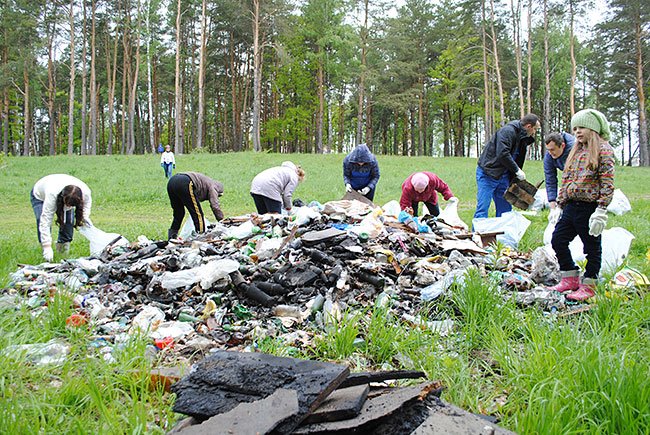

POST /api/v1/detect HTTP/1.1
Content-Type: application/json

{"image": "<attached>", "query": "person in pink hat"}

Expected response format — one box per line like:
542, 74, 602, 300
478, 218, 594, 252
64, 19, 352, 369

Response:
399, 172, 458, 217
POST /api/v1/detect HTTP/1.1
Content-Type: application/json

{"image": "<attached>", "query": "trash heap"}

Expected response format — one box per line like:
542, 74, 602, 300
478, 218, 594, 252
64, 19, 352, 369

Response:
4, 199, 571, 362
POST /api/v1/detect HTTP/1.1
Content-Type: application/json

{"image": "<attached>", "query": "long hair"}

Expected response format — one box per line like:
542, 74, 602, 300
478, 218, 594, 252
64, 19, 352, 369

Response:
55, 185, 85, 228
296, 166, 306, 182
565, 129, 602, 171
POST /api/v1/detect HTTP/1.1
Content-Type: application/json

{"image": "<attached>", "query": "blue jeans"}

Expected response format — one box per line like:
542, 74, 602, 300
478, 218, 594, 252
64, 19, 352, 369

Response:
30, 189, 74, 244
163, 163, 174, 179
473, 166, 512, 219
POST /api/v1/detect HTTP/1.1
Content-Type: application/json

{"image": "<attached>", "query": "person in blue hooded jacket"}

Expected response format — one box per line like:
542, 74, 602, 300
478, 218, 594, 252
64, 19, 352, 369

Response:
543, 132, 575, 223
343, 143, 380, 201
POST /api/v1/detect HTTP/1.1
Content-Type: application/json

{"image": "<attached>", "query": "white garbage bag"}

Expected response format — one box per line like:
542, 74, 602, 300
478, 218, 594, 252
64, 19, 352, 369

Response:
438, 201, 468, 230
79, 224, 129, 256
472, 211, 531, 248
606, 189, 632, 216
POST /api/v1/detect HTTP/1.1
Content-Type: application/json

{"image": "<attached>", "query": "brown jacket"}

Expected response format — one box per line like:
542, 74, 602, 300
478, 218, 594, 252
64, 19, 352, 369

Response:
186, 172, 224, 220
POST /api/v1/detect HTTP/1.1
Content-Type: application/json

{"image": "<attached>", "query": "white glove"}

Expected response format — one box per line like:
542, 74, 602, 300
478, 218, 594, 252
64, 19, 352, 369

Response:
345, 183, 353, 193
588, 207, 608, 237
515, 169, 526, 181
359, 186, 370, 195
548, 207, 562, 225
43, 246, 54, 262
448, 196, 459, 204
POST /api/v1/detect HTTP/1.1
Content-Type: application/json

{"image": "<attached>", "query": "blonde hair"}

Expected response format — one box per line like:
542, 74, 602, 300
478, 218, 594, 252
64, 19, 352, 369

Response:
565, 128, 602, 171
296, 166, 306, 182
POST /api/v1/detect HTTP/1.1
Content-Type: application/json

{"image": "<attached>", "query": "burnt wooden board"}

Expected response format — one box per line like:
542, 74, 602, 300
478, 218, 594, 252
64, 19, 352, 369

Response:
300, 228, 347, 244
338, 370, 427, 388
303, 385, 369, 424
178, 388, 299, 435
293, 382, 440, 434
342, 190, 376, 207
171, 350, 349, 434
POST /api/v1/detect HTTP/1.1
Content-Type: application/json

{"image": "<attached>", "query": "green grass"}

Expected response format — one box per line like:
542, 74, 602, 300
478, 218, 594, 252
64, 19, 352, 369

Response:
1, 152, 649, 433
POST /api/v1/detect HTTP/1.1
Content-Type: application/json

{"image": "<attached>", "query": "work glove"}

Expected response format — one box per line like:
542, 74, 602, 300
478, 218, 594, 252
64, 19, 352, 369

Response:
43, 246, 54, 262
359, 186, 370, 195
515, 169, 526, 181
588, 207, 608, 237
448, 196, 459, 204
548, 207, 562, 225
345, 183, 353, 193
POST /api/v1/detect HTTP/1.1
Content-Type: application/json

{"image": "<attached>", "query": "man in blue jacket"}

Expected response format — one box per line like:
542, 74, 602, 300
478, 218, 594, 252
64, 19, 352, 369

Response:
343, 143, 380, 201
544, 131, 575, 223
474, 113, 540, 219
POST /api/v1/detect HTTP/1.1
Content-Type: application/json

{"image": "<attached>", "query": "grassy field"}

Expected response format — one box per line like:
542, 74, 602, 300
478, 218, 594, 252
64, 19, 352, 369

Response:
1, 153, 649, 433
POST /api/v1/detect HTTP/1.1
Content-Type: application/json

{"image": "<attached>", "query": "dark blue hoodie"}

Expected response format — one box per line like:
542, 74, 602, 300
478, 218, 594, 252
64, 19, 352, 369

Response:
343, 144, 380, 190
543, 132, 575, 202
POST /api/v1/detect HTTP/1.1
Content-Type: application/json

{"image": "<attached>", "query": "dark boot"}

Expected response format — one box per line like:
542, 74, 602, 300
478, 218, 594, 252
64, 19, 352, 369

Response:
548, 270, 580, 293
168, 228, 179, 240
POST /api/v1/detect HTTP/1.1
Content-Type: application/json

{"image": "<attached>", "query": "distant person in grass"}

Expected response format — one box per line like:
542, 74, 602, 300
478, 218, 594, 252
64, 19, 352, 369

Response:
30, 174, 92, 261
473, 113, 540, 219
399, 171, 458, 217
166, 172, 224, 240
343, 143, 380, 201
250, 161, 305, 215
548, 109, 615, 301
544, 131, 575, 223
160, 145, 176, 179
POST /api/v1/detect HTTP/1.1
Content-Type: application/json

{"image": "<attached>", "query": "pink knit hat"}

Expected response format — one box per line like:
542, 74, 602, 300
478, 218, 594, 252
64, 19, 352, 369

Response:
411, 172, 429, 191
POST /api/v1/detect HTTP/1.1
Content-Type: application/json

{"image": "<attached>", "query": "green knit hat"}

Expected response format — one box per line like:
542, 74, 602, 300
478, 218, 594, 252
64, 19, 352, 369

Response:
571, 109, 611, 141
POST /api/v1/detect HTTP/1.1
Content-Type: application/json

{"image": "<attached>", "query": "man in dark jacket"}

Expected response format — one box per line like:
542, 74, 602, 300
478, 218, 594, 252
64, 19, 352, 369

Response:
343, 143, 380, 201
473, 113, 540, 219
543, 132, 575, 223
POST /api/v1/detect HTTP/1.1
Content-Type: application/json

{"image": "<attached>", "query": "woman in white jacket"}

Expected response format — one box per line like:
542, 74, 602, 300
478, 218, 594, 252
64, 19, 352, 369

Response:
30, 174, 92, 261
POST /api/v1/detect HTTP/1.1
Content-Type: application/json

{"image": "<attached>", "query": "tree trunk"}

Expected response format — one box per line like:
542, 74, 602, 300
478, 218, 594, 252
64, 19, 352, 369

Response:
481, 0, 491, 141
418, 78, 424, 156
146, 0, 155, 152
489, 0, 506, 125
526, 0, 533, 113
47, 2, 58, 156
80, 0, 88, 155
569, 0, 576, 116
634, 19, 648, 165
89, 0, 98, 155
251, 0, 261, 152
67, 0, 76, 155
174, 0, 184, 153
510, 0, 525, 117
127, 0, 141, 155
105, 7, 119, 156
543, 0, 551, 136
356, 0, 368, 145
316, 56, 324, 154
23, 63, 30, 156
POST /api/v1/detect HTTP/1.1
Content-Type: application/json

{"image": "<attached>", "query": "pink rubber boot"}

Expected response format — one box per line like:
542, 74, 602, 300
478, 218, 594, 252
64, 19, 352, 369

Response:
566, 278, 596, 301
548, 270, 580, 293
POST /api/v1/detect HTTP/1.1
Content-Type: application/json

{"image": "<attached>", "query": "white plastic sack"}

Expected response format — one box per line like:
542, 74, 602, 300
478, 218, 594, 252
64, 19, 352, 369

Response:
530, 189, 549, 212
79, 224, 128, 256
437, 202, 468, 231
381, 200, 402, 218
179, 217, 212, 239
159, 258, 239, 290
289, 206, 321, 227
606, 189, 632, 216
472, 211, 531, 248
226, 220, 255, 239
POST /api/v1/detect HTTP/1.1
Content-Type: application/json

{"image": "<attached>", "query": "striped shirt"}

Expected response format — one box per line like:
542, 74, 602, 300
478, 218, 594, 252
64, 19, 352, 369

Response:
557, 141, 615, 209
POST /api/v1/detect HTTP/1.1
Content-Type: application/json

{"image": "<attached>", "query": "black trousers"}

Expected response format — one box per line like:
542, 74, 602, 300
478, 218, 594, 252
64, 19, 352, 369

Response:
551, 201, 602, 279
412, 201, 440, 217
251, 193, 282, 214
167, 174, 205, 233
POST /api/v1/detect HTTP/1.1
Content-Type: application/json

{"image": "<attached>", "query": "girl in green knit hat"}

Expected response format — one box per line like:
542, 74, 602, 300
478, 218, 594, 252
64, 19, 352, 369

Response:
547, 109, 615, 301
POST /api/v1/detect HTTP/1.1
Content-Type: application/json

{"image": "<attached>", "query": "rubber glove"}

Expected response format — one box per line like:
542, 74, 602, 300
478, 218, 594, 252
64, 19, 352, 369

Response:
515, 169, 526, 181
548, 207, 562, 225
448, 196, 459, 204
43, 246, 54, 262
345, 183, 353, 193
588, 207, 608, 237
359, 186, 370, 195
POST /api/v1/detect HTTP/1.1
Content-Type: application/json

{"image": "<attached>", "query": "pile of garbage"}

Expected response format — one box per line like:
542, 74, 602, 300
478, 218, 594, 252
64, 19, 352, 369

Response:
2, 198, 582, 365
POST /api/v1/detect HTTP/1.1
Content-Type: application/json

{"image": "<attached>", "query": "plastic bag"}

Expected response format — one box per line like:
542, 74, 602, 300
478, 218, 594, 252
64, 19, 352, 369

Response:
472, 211, 531, 248
381, 200, 402, 218
606, 189, 632, 216
179, 217, 213, 239
437, 201, 468, 230
78, 224, 128, 256
529, 189, 549, 212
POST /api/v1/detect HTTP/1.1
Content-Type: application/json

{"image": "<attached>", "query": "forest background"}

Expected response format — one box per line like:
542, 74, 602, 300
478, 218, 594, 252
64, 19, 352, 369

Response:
0, 0, 648, 165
